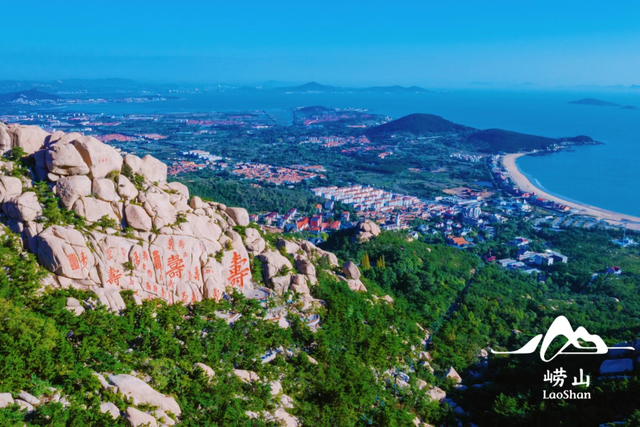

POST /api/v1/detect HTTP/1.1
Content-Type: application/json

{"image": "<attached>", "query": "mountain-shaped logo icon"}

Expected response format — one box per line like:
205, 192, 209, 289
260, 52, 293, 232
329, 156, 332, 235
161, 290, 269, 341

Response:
492, 316, 634, 362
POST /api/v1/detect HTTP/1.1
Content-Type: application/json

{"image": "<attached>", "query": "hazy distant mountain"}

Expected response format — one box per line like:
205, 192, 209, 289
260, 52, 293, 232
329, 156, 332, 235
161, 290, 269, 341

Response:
569, 98, 621, 107
270, 81, 430, 94
0, 89, 64, 103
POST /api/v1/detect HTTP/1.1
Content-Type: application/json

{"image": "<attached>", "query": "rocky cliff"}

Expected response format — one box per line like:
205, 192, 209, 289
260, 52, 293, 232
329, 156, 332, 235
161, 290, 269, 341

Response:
0, 123, 365, 312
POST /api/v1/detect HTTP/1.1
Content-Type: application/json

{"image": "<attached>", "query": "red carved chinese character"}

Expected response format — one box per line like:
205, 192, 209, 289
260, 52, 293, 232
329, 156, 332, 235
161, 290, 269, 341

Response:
106, 248, 113, 261
228, 252, 250, 288
142, 251, 149, 261
194, 266, 200, 281
167, 239, 174, 251
80, 251, 88, 269
146, 282, 152, 290
178, 240, 185, 249
67, 253, 80, 271
166, 255, 185, 279
152, 250, 162, 270
181, 291, 188, 302
107, 267, 122, 285
147, 270, 153, 279
133, 252, 141, 268
212, 288, 221, 301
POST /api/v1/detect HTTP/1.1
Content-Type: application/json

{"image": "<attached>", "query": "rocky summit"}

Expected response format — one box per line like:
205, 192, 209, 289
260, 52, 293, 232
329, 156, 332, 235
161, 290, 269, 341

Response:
0, 123, 362, 311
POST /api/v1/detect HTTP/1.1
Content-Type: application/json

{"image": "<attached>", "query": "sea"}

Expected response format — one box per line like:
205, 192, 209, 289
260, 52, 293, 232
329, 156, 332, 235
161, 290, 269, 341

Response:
48, 88, 640, 218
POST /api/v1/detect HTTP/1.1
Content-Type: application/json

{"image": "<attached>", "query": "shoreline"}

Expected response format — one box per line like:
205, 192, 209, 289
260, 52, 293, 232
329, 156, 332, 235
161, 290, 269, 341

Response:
502, 153, 640, 231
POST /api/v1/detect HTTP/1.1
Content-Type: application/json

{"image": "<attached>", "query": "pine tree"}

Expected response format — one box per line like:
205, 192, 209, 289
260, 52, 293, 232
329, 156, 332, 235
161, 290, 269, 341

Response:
376, 254, 386, 269
361, 253, 371, 270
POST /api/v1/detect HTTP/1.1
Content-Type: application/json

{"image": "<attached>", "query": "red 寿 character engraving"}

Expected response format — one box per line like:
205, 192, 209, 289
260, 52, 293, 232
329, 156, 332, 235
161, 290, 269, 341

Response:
228, 252, 250, 288
166, 255, 185, 278
107, 267, 122, 285
67, 253, 80, 271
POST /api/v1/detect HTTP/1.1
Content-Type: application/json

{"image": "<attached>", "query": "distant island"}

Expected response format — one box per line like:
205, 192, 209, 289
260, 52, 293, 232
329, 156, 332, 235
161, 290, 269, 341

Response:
365, 112, 599, 154
270, 81, 430, 94
569, 98, 621, 107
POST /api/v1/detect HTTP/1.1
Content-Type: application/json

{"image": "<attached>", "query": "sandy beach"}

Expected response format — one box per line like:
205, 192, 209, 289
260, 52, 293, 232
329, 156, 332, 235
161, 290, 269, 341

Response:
502, 153, 640, 231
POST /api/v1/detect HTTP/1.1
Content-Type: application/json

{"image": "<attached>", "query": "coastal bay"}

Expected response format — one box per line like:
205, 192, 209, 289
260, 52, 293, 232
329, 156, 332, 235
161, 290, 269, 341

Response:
503, 153, 640, 230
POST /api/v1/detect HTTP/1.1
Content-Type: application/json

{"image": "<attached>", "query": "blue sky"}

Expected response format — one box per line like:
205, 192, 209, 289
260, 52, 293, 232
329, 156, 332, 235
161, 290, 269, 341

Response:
2, 1, 639, 87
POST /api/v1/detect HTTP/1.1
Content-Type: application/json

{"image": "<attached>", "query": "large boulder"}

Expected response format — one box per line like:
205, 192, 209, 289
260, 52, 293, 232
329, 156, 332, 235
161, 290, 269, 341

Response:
168, 181, 189, 199
124, 154, 167, 183
73, 196, 119, 223
92, 178, 118, 202
426, 386, 447, 402
108, 374, 181, 416
139, 192, 177, 228
125, 204, 153, 231
357, 220, 381, 242
0, 176, 23, 203
45, 142, 90, 175
55, 175, 92, 209
100, 402, 120, 419
342, 261, 361, 280
0, 393, 14, 409
244, 227, 266, 253
225, 207, 250, 226
72, 136, 123, 179
8, 125, 49, 154
259, 250, 293, 280
36, 226, 95, 279
125, 407, 157, 427
116, 175, 138, 200
0, 124, 11, 155
445, 367, 462, 384
3, 192, 42, 222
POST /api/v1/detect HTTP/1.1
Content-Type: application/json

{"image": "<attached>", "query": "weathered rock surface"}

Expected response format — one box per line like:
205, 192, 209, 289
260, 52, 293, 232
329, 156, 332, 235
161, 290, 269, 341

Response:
56, 175, 92, 209
8, 125, 50, 154
225, 206, 250, 226
0, 176, 22, 203
124, 154, 167, 183
125, 407, 157, 427
108, 374, 181, 416
342, 261, 361, 280
73, 136, 123, 179
3, 192, 42, 222
125, 204, 153, 231
100, 402, 120, 419
357, 220, 381, 242
445, 366, 462, 384
0, 392, 14, 408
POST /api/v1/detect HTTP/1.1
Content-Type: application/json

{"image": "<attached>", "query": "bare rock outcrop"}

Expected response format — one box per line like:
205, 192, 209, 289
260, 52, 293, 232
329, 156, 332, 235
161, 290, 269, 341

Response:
108, 374, 181, 416
124, 154, 167, 183
356, 220, 381, 242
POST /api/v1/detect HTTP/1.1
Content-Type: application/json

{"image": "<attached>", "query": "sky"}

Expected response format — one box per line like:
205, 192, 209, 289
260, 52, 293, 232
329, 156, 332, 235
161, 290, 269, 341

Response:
1, 1, 640, 87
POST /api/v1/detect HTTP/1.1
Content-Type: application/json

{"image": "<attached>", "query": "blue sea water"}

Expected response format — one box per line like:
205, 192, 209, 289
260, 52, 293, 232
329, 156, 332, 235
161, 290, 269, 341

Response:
54, 89, 640, 217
